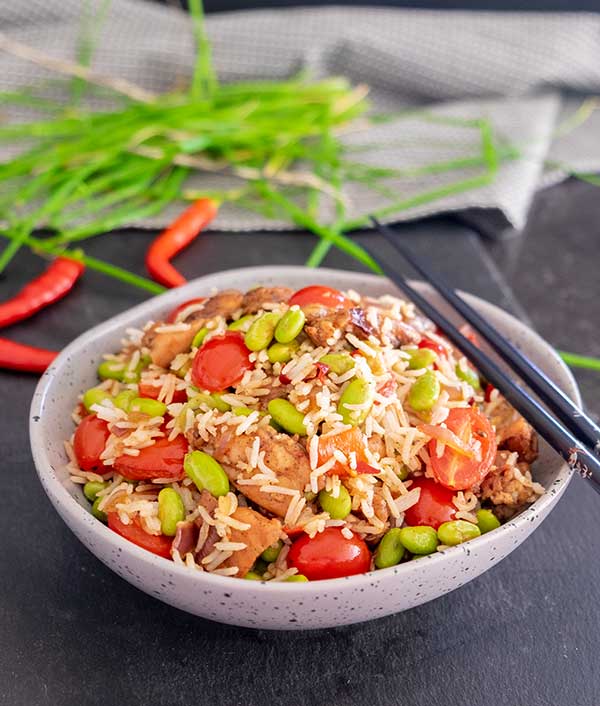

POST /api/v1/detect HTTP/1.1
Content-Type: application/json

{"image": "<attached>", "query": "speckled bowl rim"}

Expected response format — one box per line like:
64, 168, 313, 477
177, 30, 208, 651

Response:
30, 266, 581, 595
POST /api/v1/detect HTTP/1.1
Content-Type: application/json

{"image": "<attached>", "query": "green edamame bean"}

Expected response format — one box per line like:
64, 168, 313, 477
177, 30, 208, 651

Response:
83, 481, 109, 502
375, 528, 405, 569
244, 571, 263, 581
274, 307, 305, 343
91, 497, 107, 523
233, 406, 254, 417
174, 360, 191, 379
244, 312, 281, 351
158, 488, 185, 537
437, 520, 481, 546
192, 327, 210, 348
267, 399, 307, 436
267, 340, 299, 364
129, 397, 167, 417
455, 363, 481, 390
476, 509, 501, 534
228, 315, 254, 332
286, 574, 309, 582
187, 392, 231, 413
122, 354, 151, 384
210, 392, 231, 412
396, 465, 410, 481
319, 353, 354, 375
82, 387, 111, 413
408, 370, 440, 412
261, 540, 283, 563
318, 486, 352, 520
184, 450, 230, 497
399, 526, 439, 555
406, 348, 437, 370
112, 389, 138, 412
98, 360, 126, 381
337, 378, 374, 426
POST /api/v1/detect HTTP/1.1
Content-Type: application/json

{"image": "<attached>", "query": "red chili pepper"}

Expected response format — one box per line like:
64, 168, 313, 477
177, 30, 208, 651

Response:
0, 257, 84, 329
0, 338, 57, 373
146, 199, 218, 288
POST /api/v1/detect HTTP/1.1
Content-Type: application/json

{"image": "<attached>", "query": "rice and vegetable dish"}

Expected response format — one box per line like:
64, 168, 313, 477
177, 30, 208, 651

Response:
66, 284, 543, 581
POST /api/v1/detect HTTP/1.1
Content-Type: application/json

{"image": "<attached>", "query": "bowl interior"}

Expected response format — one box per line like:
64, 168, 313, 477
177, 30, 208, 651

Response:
31, 266, 580, 555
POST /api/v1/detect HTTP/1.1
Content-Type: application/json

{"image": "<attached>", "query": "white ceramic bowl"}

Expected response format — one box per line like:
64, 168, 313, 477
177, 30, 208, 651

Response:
30, 266, 580, 630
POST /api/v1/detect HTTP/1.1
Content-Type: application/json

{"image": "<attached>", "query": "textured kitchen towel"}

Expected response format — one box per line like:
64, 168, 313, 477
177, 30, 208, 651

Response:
2, 2, 600, 234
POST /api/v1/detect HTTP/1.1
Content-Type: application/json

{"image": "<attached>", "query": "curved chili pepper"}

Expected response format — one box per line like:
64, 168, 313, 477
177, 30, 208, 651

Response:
0, 257, 85, 328
146, 198, 218, 288
0, 337, 57, 373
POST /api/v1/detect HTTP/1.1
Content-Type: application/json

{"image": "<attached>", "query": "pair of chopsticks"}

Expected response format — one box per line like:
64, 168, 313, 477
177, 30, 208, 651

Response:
367, 217, 600, 493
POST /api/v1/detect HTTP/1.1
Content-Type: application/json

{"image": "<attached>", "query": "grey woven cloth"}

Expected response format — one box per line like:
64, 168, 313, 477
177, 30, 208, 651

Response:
2, 1, 600, 234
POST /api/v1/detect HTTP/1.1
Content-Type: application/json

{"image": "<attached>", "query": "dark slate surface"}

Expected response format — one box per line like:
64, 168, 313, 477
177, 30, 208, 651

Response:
1, 178, 599, 706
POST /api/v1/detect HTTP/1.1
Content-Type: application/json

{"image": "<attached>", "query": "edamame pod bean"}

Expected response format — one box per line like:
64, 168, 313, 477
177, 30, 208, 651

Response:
318, 486, 352, 519
187, 392, 230, 413
244, 312, 281, 351
158, 488, 185, 537
228, 315, 254, 332
275, 307, 305, 343
113, 389, 138, 412
83, 481, 109, 502
184, 450, 230, 497
210, 392, 231, 412
91, 497, 107, 522
319, 353, 354, 375
406, 348, 436, 370
267, 340, 299, 364
98, 360, 126, 381
399, 526, 439, 555
233, 406, 254, 417
244, 571, 263, 580
122, 354, 152, 384
337, 378, 374, 426
437, 520, 481, 546
192, 327, 210, 348
261, 540, 283, 563
396, 465, 410, 481
455, 363, 481, 390
476, 509, 501, 534
129, 397, 167, 417
375, 528, 405, 569
408, 370, 440, 412
82, 387, 111, 412
286, 574, 309, 582
267, 399, 307, 436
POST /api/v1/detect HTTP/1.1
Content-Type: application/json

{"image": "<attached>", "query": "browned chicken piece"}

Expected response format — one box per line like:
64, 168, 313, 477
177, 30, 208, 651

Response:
490, 397, 538, 463
372, 487, 390, 524
190, 425, 312, 518
241, 286, 294, 315
221, 507, 281, 576
143, 289, 243, 368
480, 450, 542, 508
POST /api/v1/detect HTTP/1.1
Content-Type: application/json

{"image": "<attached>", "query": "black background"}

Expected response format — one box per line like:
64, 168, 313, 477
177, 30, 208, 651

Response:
2, 2, 600, 705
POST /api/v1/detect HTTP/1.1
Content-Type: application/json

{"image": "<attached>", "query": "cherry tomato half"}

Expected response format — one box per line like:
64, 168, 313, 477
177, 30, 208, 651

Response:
73, 414, 110, 472
166, 297, 205, 323
317, 427, 368, 477
288, 527, 371, 580
403, 477, 456, 529
114, 434, 188, 481
428, 407, 497, 491
107, 512, 172, 559
418, 337, 448, 358
138, 381, 187, 404
191, 331, 253, 392
288, 285, 352, 310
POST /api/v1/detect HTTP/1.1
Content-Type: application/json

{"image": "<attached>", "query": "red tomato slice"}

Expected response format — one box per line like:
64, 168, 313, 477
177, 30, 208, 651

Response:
427, 407, 497, 490
166, 297, 205, 323
73, 414, 110, 472
107, 512, 172, 559
191, 331, 252, 392
138, 381, 187, 404
404, 477, 457, 529
114, 435, 188, 481
288, 285, 353, 310
288, 527, 371, 580
418, 337, 448, 358
317, 427, 368, 477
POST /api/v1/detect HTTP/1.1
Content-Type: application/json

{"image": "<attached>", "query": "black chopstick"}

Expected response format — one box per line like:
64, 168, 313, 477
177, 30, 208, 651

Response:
371, 216, 600, 457
358, 229, 600, 494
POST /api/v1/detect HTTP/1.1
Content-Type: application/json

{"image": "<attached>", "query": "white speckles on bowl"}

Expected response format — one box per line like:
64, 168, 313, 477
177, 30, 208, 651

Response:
30, 266, 580, 630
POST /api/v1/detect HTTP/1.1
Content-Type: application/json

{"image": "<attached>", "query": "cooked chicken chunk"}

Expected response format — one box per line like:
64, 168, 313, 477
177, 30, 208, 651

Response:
143, 290, 243, 368
480, 450, 542, 508
241, 286, 293, 315
221, 507, 282, 577
490, 397, 538, 463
